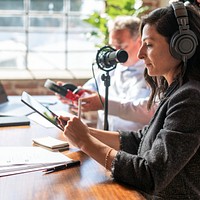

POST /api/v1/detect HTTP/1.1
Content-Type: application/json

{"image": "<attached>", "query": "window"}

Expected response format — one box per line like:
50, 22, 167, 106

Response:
0, 0, 104, 74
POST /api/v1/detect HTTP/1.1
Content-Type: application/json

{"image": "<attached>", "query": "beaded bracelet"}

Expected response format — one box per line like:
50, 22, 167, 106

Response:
105, 148, 113, 170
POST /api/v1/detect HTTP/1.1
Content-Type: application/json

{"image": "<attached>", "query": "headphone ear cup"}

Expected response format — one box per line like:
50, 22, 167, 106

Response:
170, 30, 198, 60
62, 83, 77, 92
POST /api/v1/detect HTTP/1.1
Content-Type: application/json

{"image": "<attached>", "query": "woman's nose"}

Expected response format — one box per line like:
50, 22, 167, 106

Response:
137, 45, 145, 59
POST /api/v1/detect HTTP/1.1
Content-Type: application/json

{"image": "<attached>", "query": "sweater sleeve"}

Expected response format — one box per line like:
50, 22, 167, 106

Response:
119, 126, 148, 154
111, 83, 200, 194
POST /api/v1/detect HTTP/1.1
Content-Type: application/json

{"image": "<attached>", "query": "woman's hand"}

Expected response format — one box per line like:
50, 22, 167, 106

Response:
59, 115, 91, 150
59, 116, 119, 170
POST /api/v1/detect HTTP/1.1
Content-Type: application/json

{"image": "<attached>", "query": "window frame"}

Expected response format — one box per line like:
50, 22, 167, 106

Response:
0, 0, 103, 80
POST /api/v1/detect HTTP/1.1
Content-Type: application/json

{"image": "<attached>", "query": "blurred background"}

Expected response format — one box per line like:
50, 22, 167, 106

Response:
0, 0, 168, 95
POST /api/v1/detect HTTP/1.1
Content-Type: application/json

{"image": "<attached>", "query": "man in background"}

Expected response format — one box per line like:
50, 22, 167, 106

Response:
57, 16, 156, 131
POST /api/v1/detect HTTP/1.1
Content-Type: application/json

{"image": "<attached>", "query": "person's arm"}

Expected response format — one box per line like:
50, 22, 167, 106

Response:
88, 127, 120, 150
112, 84, 200, 193
62, 84, 200, 194
81, 93, 157, 124
107, 98, 157, 124
60, 115, 119, 169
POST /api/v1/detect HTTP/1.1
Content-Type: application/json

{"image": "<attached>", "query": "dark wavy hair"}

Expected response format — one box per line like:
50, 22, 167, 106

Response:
140, 3, 200, 109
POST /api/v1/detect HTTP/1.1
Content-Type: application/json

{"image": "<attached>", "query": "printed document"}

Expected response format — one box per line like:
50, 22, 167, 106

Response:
0, 146, 72, 176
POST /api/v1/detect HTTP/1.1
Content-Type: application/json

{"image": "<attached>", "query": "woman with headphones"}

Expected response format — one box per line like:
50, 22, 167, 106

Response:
59, 2, 200, 199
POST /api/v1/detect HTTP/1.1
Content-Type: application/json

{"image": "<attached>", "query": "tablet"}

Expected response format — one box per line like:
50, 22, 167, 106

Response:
21, 91, 66, 131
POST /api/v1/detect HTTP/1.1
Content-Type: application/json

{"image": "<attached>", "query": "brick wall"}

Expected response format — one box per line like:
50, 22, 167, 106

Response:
1, 79, 88, 96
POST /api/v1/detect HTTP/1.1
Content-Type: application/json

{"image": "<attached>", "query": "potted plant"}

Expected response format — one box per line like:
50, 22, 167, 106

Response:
83, 0, 150, 47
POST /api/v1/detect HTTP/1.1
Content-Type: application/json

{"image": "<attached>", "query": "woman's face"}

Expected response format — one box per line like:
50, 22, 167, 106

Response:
138, 24, 181, 85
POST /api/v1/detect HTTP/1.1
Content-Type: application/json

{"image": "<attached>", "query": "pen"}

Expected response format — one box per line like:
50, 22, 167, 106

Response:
78, 98, 82, 119
44, 160, 80, 174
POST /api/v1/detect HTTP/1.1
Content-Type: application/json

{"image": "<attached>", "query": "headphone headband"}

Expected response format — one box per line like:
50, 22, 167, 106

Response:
170, 1, 198, 63
171, 2, 189, 31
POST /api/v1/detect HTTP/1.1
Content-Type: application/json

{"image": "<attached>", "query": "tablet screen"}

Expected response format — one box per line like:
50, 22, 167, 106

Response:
21, 91, 65, 131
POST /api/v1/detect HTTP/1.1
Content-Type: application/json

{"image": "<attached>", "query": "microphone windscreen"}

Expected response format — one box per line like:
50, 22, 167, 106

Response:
116, 50, 128, 63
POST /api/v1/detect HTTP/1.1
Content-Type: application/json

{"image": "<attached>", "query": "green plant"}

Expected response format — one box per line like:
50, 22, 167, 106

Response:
84, 0, 149, 47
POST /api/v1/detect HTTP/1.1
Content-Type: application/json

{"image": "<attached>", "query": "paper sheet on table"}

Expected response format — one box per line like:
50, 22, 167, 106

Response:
0, 146, 72, 176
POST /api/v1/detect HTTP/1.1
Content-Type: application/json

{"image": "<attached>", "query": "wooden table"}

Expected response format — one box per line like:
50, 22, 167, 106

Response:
0, 120, 146, 200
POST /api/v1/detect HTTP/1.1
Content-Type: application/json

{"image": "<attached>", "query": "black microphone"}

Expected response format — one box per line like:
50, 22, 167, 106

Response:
96, 46, 128, 71
99, 49, 128, 65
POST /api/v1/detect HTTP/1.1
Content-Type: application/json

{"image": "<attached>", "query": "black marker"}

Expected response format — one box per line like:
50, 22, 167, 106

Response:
44, 160, 80, 174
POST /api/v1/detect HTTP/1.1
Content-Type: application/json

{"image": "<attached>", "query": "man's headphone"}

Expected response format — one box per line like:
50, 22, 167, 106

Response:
170, 1, 198, 63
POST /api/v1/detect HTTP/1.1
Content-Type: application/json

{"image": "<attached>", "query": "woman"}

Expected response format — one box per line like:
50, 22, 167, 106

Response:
59, 2, 200, 199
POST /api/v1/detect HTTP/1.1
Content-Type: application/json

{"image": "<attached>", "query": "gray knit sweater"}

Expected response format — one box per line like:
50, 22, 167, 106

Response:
112, 79, 200, 199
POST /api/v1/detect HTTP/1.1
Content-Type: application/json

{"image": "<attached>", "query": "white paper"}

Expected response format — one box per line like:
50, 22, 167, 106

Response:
0, 146, 72, 176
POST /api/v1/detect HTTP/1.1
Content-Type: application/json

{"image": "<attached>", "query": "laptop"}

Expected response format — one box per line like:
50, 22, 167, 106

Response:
0, 81, 33, 116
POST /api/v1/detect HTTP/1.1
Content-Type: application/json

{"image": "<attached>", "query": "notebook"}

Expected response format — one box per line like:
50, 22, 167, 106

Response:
32, 136, 69, 151
0, 82, 33, 116
0, 116, 30, 127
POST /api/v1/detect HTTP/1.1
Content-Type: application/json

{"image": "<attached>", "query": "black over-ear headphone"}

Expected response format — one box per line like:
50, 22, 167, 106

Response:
170, 1, 198, 63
